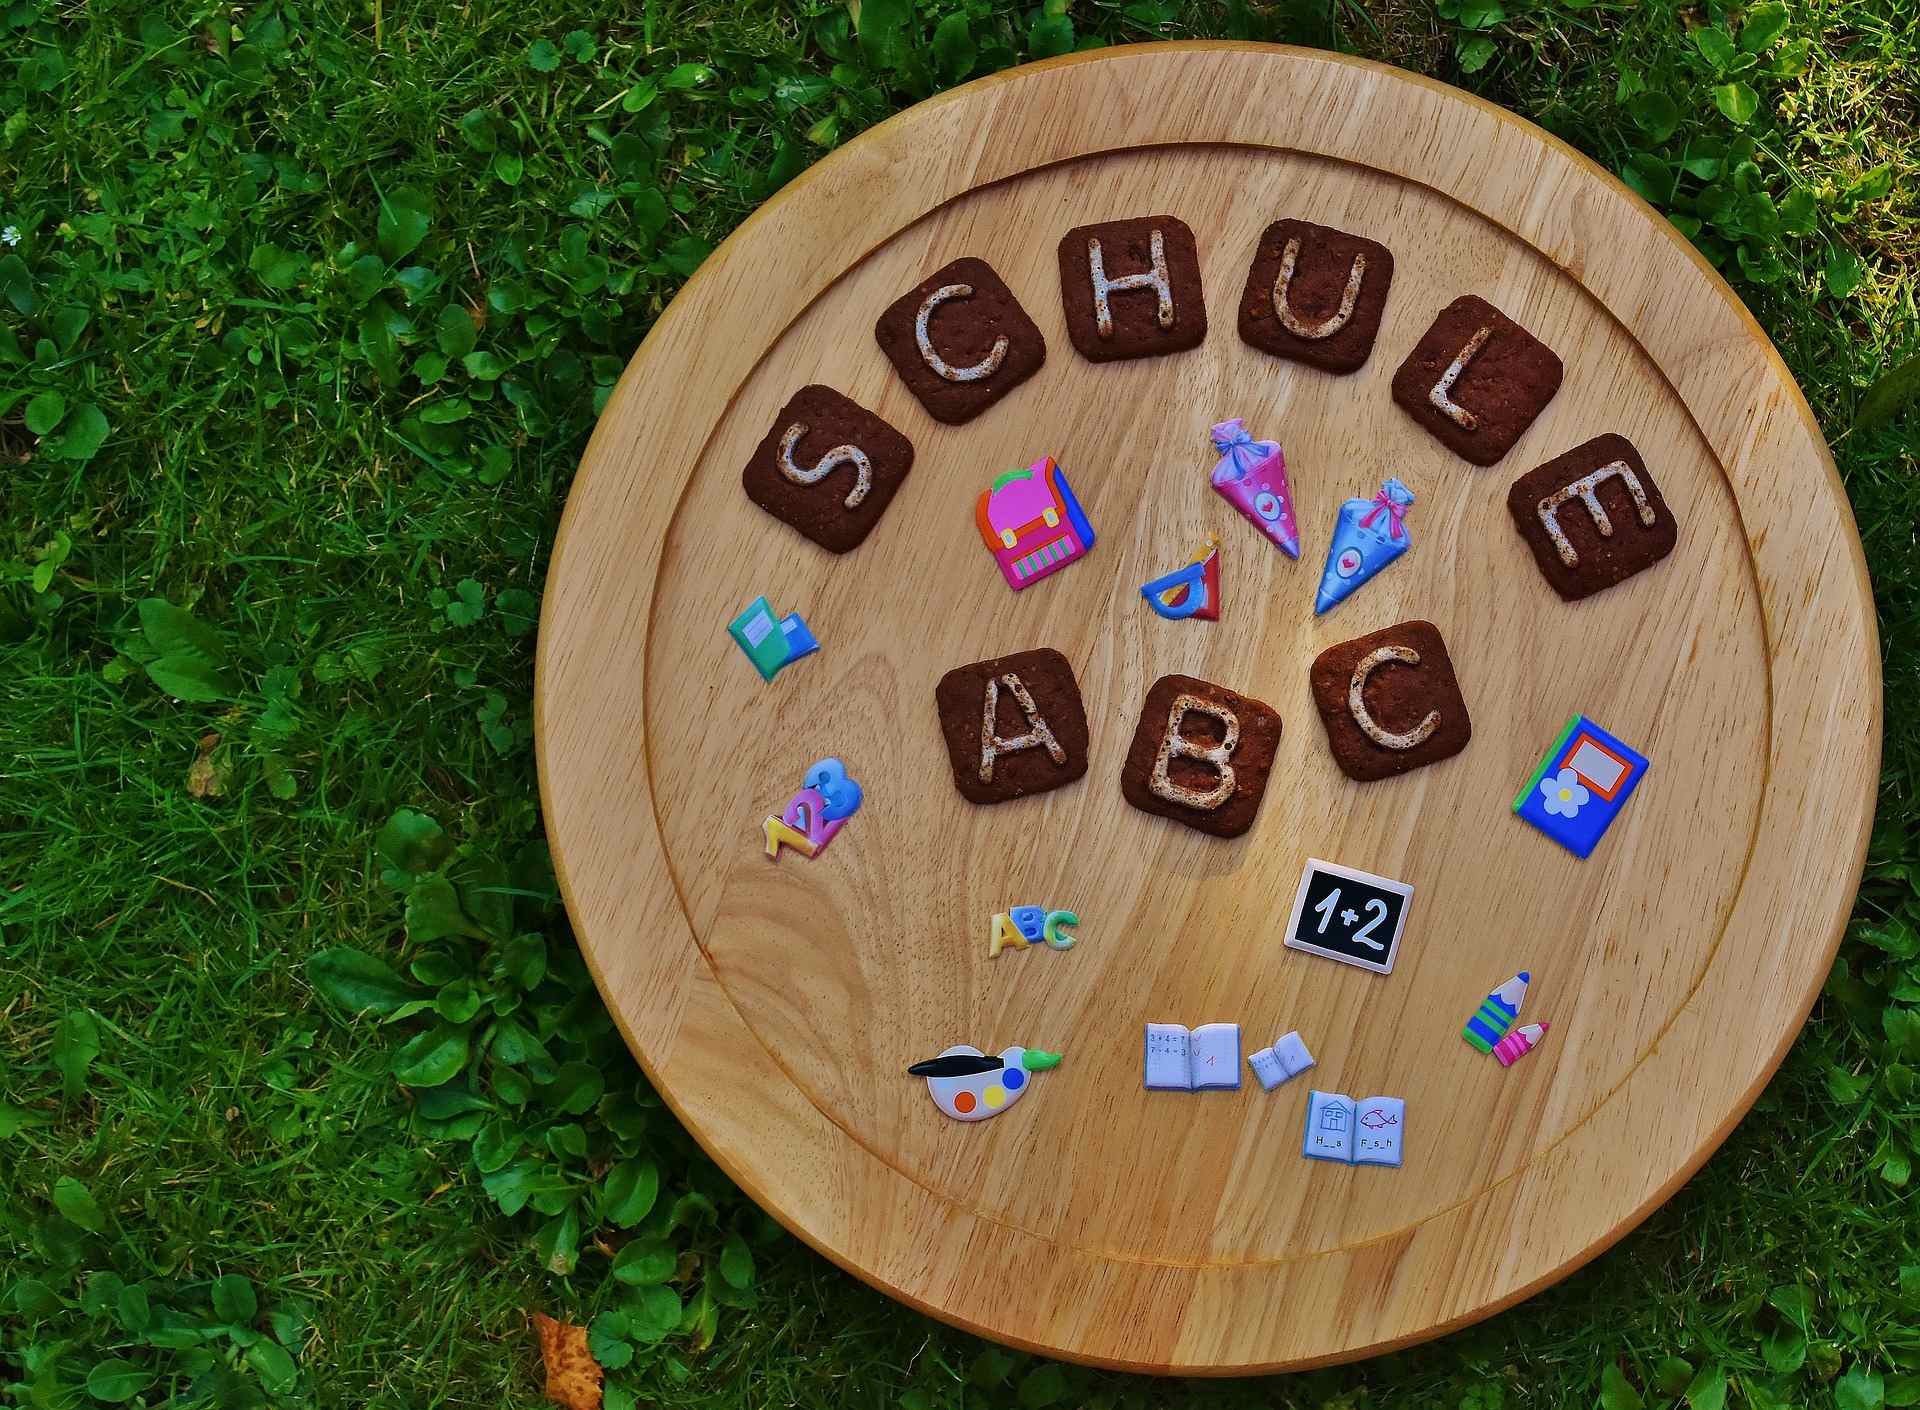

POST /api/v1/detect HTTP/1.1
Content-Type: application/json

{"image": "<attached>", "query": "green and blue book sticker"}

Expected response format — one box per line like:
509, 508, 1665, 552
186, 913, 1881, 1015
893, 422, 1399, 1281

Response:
1514, 715, 1648, 859
729, 595, 819, 681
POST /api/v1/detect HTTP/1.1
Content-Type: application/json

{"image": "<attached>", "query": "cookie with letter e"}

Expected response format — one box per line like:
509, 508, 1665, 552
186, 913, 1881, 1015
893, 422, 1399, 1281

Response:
1310, 619, 1471, 781
1057, 216, 1207, 362
1391, 294, 1563, 465
1507, 434, 1678, 599
741, 385, 915, 553
1120, 674, 1282, 838
1238, 219, 1396, 373
934, 647, 1090, 805
874, 257, 1046, 425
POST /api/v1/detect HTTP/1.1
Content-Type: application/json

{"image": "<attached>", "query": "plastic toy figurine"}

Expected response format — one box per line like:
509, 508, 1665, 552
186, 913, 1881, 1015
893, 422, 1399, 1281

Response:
1140, 538, 1221, 621
976, 456, 1095, 591
762, 757, 862, 860
1209, 419, 1297, 558
728, 595, 819, 681
1513, 715, 1649, 858
1316, 477, 1414, 614
909, 1045, 1062, 1122
987, 906, 1080, 956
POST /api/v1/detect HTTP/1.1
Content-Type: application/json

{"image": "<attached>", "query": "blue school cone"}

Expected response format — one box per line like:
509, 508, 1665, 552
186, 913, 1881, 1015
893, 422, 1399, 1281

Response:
1316, 477, 1415, 615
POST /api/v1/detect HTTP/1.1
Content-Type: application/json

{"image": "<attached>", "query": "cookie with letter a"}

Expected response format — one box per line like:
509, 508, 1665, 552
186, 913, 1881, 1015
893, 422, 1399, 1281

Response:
934, 647, 1090, 805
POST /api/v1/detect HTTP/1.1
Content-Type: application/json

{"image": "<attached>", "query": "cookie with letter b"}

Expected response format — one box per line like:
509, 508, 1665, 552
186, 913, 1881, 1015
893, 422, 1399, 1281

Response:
1238, 219, 1395, 373
1391, 294, 1563, 465
934, 647, 1090, 805
875, 257, 1046, 425
1057, 216, 1207, 362
1120, 674, 1281, 838
741, 385, 915, 553
1310, 619, 1471, 781
1507, 433, 1677, 599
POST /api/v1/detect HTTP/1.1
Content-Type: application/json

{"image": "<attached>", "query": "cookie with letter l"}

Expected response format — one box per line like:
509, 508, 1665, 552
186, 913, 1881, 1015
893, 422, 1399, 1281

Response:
1391, 294, 1563, 465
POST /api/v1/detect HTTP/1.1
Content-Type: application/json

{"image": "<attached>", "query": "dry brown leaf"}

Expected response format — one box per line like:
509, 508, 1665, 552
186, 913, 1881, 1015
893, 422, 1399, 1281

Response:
186, 733, 227, 799
531, 1312, 603, 1410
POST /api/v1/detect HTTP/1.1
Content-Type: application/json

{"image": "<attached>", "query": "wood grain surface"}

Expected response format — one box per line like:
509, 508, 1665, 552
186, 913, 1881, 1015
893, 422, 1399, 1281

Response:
535, 44, 1880, 1373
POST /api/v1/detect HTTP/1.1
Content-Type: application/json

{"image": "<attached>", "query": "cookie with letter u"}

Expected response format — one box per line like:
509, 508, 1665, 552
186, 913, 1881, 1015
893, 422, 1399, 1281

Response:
741, 385, 915, 553
1310, 619, 1471, 781
874, 257, 1046, 425
1120, 674, 1281, 838
1238, 219, 1395, 373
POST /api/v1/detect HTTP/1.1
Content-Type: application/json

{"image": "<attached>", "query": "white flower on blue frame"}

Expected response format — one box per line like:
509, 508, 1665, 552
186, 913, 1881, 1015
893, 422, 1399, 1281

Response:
1539, 767, 1590, 818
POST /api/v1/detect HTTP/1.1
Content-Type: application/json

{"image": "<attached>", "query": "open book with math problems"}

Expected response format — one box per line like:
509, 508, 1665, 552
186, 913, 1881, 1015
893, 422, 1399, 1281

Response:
1143, 1022, 1242, 1090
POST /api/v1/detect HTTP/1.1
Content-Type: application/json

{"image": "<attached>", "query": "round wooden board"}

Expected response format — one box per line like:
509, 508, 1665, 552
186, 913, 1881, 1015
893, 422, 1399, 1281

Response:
537, 44, 1880, 1373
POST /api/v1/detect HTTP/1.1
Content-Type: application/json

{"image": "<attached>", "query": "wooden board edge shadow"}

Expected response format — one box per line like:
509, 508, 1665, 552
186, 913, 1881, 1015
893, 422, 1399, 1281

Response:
534, 42, 1882, 1373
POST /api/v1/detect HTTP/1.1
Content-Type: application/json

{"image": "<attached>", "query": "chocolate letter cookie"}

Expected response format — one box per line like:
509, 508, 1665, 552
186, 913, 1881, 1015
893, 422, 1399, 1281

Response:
1238, 219, 1394, 373
1057, 216, 1207, 363
1310, 620, 1471, 782
934, 648, 1089, 805
1507, 434, 1677, 600
741, 385, 915, 553
874, 257, 1046, 425
1120, 674, 1281, 838
1391, 295, 1563, 465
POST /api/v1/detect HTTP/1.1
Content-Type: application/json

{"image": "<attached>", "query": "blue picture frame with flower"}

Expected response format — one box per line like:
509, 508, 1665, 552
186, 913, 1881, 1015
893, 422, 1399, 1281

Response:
1513, 715, 1650, 859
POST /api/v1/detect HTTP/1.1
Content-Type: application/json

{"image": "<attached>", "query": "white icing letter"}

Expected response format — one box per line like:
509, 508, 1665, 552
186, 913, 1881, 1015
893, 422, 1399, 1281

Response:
1428, 323, 1494, 429
979, 673, 1065, 782
915, 284, 1008, 383
1348, 646, 1439, 752
1149, 694, 1238, 810
1536, 460, 1659, 568
1273, 238, 1366, 340
779, 424, 872, 509
1088, 231, 1174, 338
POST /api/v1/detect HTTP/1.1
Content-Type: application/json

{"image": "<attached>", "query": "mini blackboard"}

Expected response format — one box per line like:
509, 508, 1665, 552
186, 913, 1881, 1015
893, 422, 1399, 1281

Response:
1282, 858, 1413, 975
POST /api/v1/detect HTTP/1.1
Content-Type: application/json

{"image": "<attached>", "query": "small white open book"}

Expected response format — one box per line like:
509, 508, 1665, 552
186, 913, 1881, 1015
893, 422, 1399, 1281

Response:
1143, 1022, 1241, 1090
1302, 1090, 1404, 1167
1246, 1031, 1316, 1091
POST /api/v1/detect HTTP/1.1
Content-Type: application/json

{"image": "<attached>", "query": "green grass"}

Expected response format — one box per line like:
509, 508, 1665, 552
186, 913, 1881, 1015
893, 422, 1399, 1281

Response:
2, 0, 1917, 1406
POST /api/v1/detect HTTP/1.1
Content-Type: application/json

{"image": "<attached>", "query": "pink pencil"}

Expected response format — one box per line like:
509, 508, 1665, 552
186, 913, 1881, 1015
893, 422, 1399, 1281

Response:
1492, 1022, 1548, 1068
